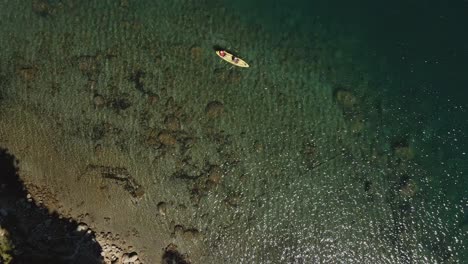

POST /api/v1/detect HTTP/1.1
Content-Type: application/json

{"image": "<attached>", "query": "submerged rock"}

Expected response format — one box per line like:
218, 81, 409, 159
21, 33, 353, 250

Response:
205, 101, 224, 118
122, 252, 139, 263
392, 138, 415, 160
350, 117, 365, 133
207, 166, 222, 185
158, 131, 177, 146
157, 202, 167, 216
164, 115, 180, 131
394, 145, 415, 160
190, 46, 203, 61
93, 95, 106, 108
109, 97, 132, 111
17, 66, 38, 81
182, 228, 200, 240
333, 87, 358, 110
162, 243, 191, 264
77, 55, 100, 79
32, 0, 53, 16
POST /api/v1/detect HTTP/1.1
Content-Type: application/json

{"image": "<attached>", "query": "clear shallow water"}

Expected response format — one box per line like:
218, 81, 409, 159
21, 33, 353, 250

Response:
0, 0, 466, 263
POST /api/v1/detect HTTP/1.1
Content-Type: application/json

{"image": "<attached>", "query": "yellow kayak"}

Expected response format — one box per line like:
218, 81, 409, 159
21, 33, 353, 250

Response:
215, 50, 250, 68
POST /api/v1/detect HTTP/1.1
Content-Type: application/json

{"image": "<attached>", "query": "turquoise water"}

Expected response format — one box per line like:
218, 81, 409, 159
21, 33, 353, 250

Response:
0, 0, 466, 263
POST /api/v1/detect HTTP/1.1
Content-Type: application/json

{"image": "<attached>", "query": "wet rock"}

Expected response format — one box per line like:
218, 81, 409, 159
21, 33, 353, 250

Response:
164, 115, 180, 131
101, 241, 122, 263
0, 227, 13, 264
205, 101, 224, 118
158, 131, 177, 146
26, 193, 33, 202
76, 223, 88, 232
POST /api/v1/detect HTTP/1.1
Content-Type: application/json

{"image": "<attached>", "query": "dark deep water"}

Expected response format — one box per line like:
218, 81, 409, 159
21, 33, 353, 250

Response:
223, 0, 468, 260
223, 0, 468, 104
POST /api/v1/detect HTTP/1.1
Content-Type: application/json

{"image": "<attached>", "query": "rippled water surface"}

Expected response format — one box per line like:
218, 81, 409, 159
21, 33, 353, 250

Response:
0, 0, 466, 263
